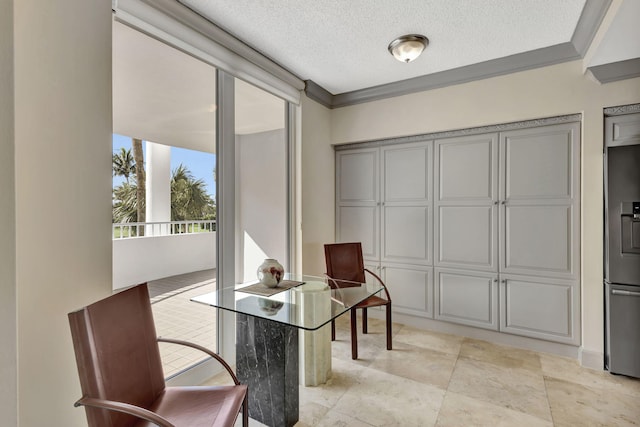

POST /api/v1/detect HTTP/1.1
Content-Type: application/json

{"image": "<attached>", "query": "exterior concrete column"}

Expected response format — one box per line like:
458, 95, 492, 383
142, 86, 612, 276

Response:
146, 141, 171, 235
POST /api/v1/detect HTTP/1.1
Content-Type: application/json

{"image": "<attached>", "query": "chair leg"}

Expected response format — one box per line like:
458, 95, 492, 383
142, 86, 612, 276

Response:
331, 319, 336, 341
386, 303, 392, 351
362, 307, 368, 334
350, 308, 358, 360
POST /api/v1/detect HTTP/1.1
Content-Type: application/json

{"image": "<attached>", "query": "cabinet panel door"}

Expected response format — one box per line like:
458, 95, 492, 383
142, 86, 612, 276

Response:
499, 122, 580, 279
437, 205, 496, 270
381, 141, 433, 265
435, 134, 498, 271
500, 274, 578, 344
336, 206, 378, 260
337, 149, 378, 204
503, 204, 574, 276
383, 264, 433, 318
436, 134, 497, 201
382, 142, 432, 203
382, 205, 431, 264
434, 268, 498, 330
501, 124, 576, 200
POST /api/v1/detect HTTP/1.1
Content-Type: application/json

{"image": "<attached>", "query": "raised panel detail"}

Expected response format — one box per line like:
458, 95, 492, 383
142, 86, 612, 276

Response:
438, 206, 494, 269
384, 265, 432, 318
500, 276, 576, 342
503, 128, 573, 200
606, 112, 640, 147
383, 206, 430, 263
383, 144, 431, 202
337, 206, 377, 259
504, 205, 572, 275
437, 135, 495, 201
338, 150, 377, 203
435, 269, 497, 330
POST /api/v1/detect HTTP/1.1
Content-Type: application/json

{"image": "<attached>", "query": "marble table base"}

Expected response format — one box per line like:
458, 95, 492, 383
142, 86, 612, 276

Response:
236, 313, 299, 427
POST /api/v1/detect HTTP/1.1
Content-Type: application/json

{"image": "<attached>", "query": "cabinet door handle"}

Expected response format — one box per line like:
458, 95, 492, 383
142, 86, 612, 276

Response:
612, 289, 640, 297
501, 200, 506, 205
493, 201, 498, 205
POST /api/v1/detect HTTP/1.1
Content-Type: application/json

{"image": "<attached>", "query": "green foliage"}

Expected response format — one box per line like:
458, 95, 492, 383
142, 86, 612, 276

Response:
112, 182, 142, 223
170, 164, 215, 221
112, 162, 215, 223
112, 147, 135, 183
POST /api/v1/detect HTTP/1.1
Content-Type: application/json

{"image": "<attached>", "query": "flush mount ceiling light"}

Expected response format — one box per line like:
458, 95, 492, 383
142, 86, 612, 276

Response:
388, 34, 429, 63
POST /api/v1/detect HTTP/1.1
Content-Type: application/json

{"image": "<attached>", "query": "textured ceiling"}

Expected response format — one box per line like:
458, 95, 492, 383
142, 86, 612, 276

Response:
180, 0, 587, 94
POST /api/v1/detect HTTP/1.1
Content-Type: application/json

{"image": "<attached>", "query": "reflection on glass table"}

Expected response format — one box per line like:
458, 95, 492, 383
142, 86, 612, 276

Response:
191, 273, 384, 330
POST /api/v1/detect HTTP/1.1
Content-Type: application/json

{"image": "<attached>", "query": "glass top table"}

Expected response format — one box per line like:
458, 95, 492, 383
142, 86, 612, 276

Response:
191, 273, 384, 330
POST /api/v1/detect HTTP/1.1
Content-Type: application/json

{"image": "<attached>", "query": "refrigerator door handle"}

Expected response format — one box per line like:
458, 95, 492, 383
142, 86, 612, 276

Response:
612, 289, 640, 297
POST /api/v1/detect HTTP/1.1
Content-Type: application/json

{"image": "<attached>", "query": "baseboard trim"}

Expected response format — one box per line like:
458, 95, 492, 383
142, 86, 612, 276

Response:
579, 348, 604, 370
369, 310, 581, 360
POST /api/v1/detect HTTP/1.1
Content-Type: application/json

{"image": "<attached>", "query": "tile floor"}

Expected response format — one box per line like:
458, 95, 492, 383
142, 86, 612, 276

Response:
215, 315, 640, 427
148, 269, 217, 377
149, 271, 640, 426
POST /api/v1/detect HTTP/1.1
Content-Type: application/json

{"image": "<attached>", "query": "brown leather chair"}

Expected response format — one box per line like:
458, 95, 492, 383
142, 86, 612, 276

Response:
68, 283, 248, 427
324, 242, 392, 359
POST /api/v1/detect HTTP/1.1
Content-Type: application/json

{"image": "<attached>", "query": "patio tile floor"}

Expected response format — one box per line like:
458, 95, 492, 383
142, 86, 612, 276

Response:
148, 269, 217, 378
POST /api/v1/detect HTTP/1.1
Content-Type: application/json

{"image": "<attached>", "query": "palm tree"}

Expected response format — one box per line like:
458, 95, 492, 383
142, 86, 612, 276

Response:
170, 164, 214, 222
132, 138, 146, 227
112, 147, 135, 183
112, 182, 141, 224
112, 163, 215, 231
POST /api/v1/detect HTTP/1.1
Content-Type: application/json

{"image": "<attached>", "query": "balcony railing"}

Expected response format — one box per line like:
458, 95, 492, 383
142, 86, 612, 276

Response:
113, 220, 217, 239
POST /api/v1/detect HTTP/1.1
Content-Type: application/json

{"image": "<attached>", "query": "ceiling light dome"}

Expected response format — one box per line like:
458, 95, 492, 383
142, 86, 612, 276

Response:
388, 34, 429, 63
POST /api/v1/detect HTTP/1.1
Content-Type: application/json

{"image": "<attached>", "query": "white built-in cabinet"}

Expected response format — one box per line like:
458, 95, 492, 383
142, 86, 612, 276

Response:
336, 141, 434, 317
336, 119, 581, 345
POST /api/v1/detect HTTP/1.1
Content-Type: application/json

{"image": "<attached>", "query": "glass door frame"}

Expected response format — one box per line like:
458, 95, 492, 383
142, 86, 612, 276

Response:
215, 69, 297, 364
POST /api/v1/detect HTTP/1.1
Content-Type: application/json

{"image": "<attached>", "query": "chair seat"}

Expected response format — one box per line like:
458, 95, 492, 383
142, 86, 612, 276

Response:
134, 385, 248, 427
355, 295, 389, 309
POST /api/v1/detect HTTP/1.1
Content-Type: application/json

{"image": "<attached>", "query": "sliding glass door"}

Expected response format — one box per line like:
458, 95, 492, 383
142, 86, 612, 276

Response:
113, 20, 219, 378
113, 17, 294, 379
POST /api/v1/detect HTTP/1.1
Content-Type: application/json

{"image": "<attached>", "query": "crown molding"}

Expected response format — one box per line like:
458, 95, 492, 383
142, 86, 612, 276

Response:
588, 58, 640, 84
307, 0, 613, 109
334, 114, 582, 151
304, 80, 333, 108
571, 0, 612, 56
330, 43, 580, 108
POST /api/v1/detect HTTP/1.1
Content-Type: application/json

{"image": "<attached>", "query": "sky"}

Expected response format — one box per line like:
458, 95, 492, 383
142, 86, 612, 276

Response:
112, 134, 216, 199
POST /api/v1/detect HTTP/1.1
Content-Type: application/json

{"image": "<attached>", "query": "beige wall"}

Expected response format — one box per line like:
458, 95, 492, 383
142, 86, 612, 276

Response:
13, 0, 112, 425
302, 59, 640, 360
0, 0, 17, 424
300, 94, 333, 276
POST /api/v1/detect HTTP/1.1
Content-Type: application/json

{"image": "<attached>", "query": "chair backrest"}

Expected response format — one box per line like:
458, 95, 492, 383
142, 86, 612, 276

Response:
324, 242, 366, 288
68, 284, 165, 427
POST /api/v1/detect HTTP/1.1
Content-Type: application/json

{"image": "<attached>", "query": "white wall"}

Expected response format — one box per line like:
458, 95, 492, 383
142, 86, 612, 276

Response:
113, 233, 217, 289
237, 129, 288, 281
0, 0, 17, 424
13, 0, 112, 425
301, 60, 640, 365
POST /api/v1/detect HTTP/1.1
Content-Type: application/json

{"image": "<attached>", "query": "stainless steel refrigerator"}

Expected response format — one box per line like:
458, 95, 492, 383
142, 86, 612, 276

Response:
604, 141, 640, 378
